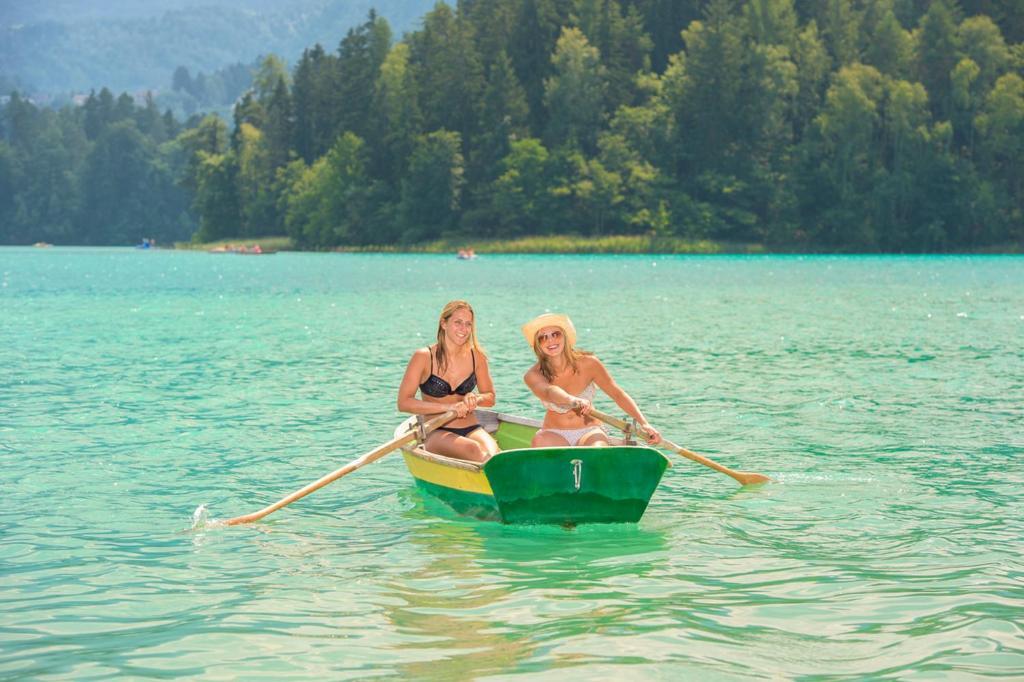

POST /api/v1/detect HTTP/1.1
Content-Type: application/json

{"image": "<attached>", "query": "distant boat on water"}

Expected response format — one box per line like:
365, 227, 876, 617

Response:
33, 242, 53, 248
457, 248, 477, 260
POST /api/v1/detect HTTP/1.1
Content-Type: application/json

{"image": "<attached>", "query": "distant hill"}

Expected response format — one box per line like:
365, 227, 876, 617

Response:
0, 0, 435, 95
1, 0, 288, 24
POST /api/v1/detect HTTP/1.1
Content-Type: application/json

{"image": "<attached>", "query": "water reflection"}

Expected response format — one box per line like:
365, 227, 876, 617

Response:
377, 490, 669, 678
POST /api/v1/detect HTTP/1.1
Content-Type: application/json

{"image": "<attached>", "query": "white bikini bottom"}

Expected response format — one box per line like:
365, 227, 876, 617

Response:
536, 426, 606, 446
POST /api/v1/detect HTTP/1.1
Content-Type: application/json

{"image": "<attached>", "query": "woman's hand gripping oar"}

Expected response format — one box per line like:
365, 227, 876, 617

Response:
590, 408, 771, 486
223, 411, 457, 525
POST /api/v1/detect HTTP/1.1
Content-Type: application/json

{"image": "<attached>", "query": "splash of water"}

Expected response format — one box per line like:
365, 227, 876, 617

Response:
190, 503, 226, 531
191, 504, 209, 529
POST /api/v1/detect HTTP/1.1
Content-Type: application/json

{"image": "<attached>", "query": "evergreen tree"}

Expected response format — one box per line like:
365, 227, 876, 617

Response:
82, 88, 117, 140
290, 45, 340, 163
114, 93, 136, 122
334, 11, 393, 143
544, 27, 607, 154
7, 105, 84, 245
136, 93, 167, 144
459, 0, 519, 70
803, 64, 886, 247
577, 0, 653, 114
596, 129, 659, 233
743, 0, 799, 47
172, 66, 193, 93
369, 43, 423, 186
409, 3, 485, 144
193, 151, 241, 243
510, 0, 575, 134
174, 114, 230, 195
975, 73, 1024, 235
262, 77, 294, 171
235, 123, 276, 236
399, 130, 465, 241
819, 0, 861, 67
475, 50, 530, 179
916, 0, 962, 122
958, 15, 1014, 90
862, 3, 914, 78
491, 137, 553, 235
630, 0, 703, 73
0, 141, 21, 242
78, 121, 154, 244
285, 132, 375, 247
792, 21, 831, 137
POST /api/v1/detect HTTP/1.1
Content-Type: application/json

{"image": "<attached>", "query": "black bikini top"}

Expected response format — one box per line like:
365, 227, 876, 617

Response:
419, 347, 477, 397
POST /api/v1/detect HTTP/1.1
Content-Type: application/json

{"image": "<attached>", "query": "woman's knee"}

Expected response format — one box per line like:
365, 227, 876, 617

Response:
471, 431, 500, 456
450, 437, 489, 462
579, 430, 609, 447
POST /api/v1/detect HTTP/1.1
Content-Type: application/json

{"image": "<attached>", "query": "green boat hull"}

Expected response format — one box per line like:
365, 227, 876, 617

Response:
399, 411, 671, 524
413, 477, 502, 521
484, 445, 669, 524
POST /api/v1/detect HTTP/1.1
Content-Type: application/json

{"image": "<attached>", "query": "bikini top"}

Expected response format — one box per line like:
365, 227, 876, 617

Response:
541, 381, 596, 414
419, 348, 477, 398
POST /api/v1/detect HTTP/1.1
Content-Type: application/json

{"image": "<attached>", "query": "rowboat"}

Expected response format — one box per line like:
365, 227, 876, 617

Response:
394, 410, 671, 524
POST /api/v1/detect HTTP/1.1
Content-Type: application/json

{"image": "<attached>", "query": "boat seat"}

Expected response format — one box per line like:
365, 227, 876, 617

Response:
477, 410, 500, 434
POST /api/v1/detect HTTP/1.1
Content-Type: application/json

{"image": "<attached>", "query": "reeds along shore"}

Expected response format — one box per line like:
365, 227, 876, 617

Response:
176, 234, 1024, 255
177, 235, 762, 255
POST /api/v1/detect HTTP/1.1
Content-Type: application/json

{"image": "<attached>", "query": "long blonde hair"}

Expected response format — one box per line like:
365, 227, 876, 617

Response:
532, 327, 589, 382
434, 300, 485, 372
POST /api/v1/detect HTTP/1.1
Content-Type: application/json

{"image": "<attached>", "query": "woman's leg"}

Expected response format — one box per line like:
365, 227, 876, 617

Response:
425, 430, 491, 463
531, 429, 571, 447
467, 428, 500, 458
577, 428, 609, 447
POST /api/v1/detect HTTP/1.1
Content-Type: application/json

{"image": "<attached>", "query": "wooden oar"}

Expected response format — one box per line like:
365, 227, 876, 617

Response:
224, 411, 457, 525
590, 408, 771, 486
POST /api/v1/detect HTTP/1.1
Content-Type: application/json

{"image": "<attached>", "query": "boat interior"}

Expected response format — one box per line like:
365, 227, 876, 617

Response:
398, 409, 640, 472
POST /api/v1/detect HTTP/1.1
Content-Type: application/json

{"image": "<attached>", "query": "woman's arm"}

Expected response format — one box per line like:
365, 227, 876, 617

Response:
524, 366, 579, 410
471, 351, 497, 408
588, 356, 662, 443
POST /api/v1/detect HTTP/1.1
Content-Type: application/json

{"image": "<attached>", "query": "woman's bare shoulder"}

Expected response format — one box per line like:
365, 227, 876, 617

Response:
409, 346, 432, 364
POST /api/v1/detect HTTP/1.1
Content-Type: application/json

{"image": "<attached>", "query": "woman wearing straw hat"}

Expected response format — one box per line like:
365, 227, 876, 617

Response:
522, 313, 661, 448
398, 300, 500, 462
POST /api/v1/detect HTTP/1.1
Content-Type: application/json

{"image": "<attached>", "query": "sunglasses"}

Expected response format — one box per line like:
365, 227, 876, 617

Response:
536, 330, 563, 343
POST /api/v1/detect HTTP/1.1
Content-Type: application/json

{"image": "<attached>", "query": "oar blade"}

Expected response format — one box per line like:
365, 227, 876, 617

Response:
735, 471, 773, 486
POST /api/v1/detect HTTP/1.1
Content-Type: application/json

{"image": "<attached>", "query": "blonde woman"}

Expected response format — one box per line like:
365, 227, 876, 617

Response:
522, 313, 661, 448
398, 300, 499, 462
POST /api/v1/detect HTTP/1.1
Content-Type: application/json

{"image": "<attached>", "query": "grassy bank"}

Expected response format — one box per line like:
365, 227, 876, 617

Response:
173, 236, 294, 252
175, 234, 1023, 254
176, 234, 764, 254
396, 234, 765, 254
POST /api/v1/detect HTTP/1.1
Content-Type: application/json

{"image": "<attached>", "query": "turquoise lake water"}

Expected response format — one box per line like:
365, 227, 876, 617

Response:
2, 247, 1022, 679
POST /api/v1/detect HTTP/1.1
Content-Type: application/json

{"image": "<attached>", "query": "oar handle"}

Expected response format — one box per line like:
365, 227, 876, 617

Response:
589, 408, 771, 486
224, 411, 457, 525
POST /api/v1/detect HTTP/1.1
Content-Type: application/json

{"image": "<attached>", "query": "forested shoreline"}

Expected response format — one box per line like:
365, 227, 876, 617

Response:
2, 0, 1023, 252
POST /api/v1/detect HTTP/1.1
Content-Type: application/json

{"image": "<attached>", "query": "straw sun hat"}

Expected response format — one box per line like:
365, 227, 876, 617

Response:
521, 313, 577, 347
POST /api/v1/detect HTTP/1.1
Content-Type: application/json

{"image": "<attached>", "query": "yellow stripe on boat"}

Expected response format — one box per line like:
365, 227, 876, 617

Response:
401, 452, 494, 495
